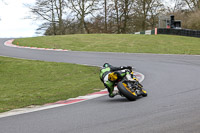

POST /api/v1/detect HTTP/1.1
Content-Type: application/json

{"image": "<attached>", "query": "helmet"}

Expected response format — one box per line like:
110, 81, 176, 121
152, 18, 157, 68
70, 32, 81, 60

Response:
108, 72, 118, 81
103, 63, 110, 68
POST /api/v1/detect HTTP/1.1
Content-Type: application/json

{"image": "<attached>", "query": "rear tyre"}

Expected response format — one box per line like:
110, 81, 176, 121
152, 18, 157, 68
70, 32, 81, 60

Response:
117, 82, 137, 101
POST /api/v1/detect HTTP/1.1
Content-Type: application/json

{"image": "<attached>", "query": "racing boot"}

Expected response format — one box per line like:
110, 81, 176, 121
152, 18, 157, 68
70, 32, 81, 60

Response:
109, 92, 119, 98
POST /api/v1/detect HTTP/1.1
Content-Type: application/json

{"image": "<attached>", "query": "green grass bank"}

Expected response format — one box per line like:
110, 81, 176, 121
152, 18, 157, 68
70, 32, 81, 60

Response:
0, 56, 104, 113
14, 34, 200, 55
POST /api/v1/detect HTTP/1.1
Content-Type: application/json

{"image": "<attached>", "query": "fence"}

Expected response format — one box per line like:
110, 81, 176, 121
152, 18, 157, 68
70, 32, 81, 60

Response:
135, 29, 155, 35
157, 28, 200, 38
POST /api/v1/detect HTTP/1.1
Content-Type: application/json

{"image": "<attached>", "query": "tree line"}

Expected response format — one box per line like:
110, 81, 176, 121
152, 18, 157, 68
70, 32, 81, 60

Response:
26, 0, 200, 35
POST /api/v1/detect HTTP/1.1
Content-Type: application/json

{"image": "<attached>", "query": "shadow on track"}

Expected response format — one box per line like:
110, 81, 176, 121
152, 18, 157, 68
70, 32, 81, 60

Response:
101, 96, 144, 103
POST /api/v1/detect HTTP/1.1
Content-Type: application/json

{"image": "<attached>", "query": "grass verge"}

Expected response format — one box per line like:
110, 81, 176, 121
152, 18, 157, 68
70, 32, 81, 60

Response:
13, 34, 200, 55
0, 56, 104, 113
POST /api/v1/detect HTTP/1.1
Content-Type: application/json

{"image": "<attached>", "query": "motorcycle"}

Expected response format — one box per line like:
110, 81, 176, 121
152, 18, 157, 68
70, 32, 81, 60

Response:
117, 70, 147, 101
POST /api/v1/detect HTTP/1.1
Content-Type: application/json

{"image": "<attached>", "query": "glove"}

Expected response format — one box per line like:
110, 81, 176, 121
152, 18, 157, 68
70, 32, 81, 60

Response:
121, 66, 132, 71
127, 66, 132, 70
121, 66, 130, 69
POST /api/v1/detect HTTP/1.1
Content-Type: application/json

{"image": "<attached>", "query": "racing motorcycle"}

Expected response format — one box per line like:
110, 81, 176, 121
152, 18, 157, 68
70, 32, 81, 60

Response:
117, 70, 147, 101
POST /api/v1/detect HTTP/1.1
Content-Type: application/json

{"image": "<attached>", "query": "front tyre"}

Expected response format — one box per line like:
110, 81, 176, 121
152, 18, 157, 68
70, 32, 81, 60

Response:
141, 88, 148, 97
117, 82, 137, 101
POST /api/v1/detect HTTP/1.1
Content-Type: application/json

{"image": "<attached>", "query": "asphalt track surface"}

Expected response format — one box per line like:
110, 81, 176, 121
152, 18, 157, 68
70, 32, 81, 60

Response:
0, 38, 200, 133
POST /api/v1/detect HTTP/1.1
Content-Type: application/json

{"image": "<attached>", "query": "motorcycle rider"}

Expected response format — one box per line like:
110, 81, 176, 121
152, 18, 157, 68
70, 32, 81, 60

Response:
99, 63, 132, 98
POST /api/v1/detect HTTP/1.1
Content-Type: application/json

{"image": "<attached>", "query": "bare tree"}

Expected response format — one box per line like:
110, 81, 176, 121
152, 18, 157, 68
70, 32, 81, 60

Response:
113, 0, 120, 33
104, 0, 108, 33
54, 0, 66, 34
134, 0, 150, 30
121, 0, 134, 33
110, 0, 134, 33
166, 0, 185, 13
183, 0, 200, 10
68, 0, 99, 34
26, 0, 196, 35
148, 0, 164, 29
133, 0, 164, 31
186, 10, 200, 29
27, 0, 66, 35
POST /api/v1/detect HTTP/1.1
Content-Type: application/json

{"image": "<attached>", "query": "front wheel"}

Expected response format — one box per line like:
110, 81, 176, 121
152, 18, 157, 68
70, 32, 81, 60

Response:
140, 88, 148, 97
117, 81, 137, 101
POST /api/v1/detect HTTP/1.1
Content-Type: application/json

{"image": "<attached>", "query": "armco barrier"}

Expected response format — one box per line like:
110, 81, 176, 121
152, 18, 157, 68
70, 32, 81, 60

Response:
157, 28, 200, 38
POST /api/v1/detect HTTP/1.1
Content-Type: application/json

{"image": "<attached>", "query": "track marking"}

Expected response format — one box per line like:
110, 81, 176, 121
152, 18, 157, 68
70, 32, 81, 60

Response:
4, 39, 69, 52
0, 39, 145, 118
0, 73, 144, 118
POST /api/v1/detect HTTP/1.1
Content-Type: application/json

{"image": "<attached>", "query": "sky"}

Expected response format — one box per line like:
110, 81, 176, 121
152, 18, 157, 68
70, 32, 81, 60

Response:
0, 0, 173, 38
0, 0, 41, 38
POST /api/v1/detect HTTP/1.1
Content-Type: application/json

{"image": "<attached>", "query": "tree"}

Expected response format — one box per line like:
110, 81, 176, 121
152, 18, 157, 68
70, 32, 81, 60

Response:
133, 0, 164, 31
186, 10, 200, 29
109, 0, 134, 33
184, 0, 200, 10
68, 0, 99, 34
121, 0, 135, 33
148, 0, 164, 29
88, 15, 105, 33
27, 0, 200, 35
113, 0, 120, 33
27, 0, 66, 35
104, 0, 108, 33
54, 0, 66, 34
166, 0, 185, 13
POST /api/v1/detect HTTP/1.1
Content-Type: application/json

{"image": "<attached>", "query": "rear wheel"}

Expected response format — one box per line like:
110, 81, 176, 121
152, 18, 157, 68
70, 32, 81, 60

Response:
117, 82, 137, 101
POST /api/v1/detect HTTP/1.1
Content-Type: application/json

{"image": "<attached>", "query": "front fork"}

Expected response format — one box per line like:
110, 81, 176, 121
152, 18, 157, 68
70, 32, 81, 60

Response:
128, 81, 144, 96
